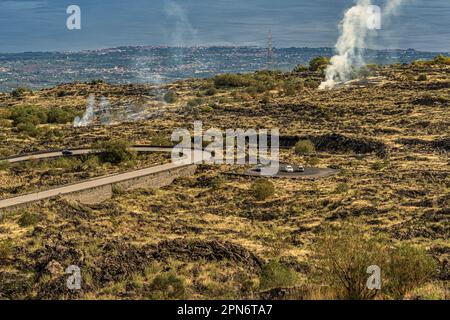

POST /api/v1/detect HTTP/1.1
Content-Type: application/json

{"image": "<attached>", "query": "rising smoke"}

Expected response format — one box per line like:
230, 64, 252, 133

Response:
319, 0, 404, 90
73, 94, 96, 127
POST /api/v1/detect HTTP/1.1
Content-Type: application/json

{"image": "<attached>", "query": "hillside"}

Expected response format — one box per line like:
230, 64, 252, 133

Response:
0, 58, 449, 300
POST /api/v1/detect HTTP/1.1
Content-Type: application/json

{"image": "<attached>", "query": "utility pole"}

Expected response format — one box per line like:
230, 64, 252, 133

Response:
267, 30, 274, 70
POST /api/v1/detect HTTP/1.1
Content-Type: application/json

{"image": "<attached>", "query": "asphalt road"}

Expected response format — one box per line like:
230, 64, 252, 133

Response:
244, 163, 338, 178
4, 147, 175, 163
0, 147, 202, 210
0, 148, 337, 210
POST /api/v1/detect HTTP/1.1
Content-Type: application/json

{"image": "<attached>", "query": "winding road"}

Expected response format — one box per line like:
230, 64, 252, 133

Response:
0, 146, 200, 210
0, 146, 337, 210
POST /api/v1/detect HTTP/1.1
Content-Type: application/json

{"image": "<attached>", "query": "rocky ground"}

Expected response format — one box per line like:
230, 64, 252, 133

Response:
0, 60, 448, 300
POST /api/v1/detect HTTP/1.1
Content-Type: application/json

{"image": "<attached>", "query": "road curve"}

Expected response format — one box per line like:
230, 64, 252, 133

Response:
0, 147, 203, 210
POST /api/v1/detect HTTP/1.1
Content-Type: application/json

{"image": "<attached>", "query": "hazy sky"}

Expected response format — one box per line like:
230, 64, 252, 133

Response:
0, 0, 449, 53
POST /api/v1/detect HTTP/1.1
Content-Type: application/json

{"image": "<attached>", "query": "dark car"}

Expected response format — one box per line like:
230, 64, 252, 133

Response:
255, 164, 264, 172
62, 149, 73, 156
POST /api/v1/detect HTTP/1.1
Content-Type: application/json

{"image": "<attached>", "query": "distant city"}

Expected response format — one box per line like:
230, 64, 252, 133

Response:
0, 46, 446, 92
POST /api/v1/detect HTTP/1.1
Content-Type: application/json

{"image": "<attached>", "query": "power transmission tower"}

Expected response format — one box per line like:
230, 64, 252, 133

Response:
267, 30, 274, 70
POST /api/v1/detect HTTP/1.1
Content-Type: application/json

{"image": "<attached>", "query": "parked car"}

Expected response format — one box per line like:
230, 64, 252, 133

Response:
62, 149, 73, 156
297, 165, 305, 172
284, 165, 294, 173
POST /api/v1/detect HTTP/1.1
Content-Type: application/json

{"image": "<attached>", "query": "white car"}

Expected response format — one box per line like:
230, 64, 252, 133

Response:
284, 165, 294, 173
297, 165, 305, 172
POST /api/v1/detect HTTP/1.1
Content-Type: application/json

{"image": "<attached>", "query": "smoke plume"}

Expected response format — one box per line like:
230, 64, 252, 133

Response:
73, 94, 95, 127
319, 0, 404, 90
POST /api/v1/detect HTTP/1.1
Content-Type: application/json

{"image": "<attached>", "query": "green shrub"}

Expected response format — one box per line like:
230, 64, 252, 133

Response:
251, 178, 275, 200
312, 224, 437, 300
93, 139, 135, 164
112, 185, 126, 197
204, 87, 218, 96
371, 160, 388, 171
196, 175, 224, 190
0, 239, 14, 261
11, 87, 31, 98
307, 156, 320, 166
294, 139, 315, 155
304, 78, 319, 88
283, 79, 304, 96
16, 122, 38, 137
334, 182, 350, 194
312, 224, 388, 300
213, 74, 255, 88
293, 64, 309, 72
200, 105, 214, 113
18, 211, 40, 227
187, 98, 204, 108
164, 91, 178, 104
147, 272, 186, 300
150, 134, 172, 146
260, 260, 297, 291
385, 244, 437, 299
10, 105, 47, 126
0, 160, 11, 171
431, 54, 450, 65
47, 106, 77, 124
417, 74, 428, 81
309, 56, 330, 72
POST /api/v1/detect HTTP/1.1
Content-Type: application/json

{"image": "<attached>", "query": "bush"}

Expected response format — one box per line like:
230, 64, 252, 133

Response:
200, 105, 214, 113
260, 260, 297, 291
0, 239, 14, 261
93, 139, 135, 164
304, 78, 319, 88
213, 74, 255, 88
312, 224, 389, 300
309, 56, 330, 72
294, 139, 315, 155
251, 178, 275, 200
385, 244, 437, 299
371, 160, 388, 171
10, 105, 47, 126
0, 160, 11, 171
147, 272, 186, 300
16, 122, 38, 137
417, 74, 428, 81
293, 64, 309, 73
47, 106, 77, 124
204, 87, 218, 96
164, 91, 178, 104
312, 224, 437, 300
283, 79, 304, 96
18, 211, 40, 227
11, 87, 31, 98
187, 98, 204, 108
431, 54, 450, 65
196, 175, 224, 190
150, 134, 172, 147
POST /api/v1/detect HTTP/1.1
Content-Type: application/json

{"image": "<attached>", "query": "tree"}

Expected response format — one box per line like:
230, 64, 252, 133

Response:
309, 56, 330, 72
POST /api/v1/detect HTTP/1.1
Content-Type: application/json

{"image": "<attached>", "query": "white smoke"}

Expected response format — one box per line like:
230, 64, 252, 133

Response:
164, 0, 198, 47
73, 94, 96, 127
384, 0, 403, 15
319, 0, 404, 90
